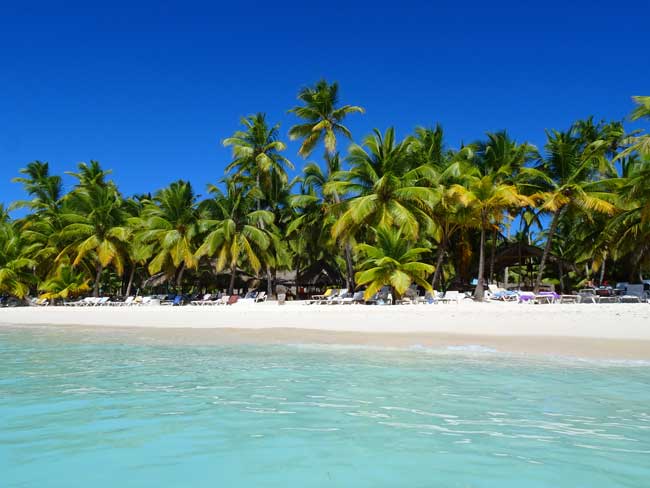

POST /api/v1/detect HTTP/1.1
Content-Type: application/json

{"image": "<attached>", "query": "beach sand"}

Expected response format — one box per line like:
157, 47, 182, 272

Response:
2, 302, 650, 359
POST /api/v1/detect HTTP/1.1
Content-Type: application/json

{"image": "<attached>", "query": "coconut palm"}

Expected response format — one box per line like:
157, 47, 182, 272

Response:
11, 161, 62, 214
465, 174, 533, 299
618, 96, 650, 158
196, 181, 272, 294
0, 222, 36, 299
58, 167, 129, 296
298, 153, 356, 288
355, 226, 433, 302
330, 128, 437, 241
288, 79, 364, 157
38, 265, 91, 302
135, 180, 202, 291
224, 113, 293, 198
522, 127, 619, 292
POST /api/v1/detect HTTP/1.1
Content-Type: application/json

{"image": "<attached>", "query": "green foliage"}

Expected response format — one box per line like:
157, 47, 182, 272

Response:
3, 87, 649, 299
355, 227, 433, 300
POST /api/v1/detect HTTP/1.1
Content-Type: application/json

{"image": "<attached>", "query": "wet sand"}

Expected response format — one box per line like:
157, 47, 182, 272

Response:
2, 302, 650, 359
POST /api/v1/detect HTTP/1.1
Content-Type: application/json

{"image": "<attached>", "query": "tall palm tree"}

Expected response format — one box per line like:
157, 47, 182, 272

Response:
224, 113, 293, 295
465, 174, 532, 299
355, 226, 433, 302
298, 153, 356, 288
196, 181, 273, 295
288, 79, 364, 157
135, 180, 202, 291
224, 113, 293, 197
58, 165, 129, 296
522, 127, 619, 292
329, 128, 437, 241
11, 161, 62, 214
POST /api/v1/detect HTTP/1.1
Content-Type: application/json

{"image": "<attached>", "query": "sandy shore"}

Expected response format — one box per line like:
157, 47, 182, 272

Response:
2, 302, 650, 359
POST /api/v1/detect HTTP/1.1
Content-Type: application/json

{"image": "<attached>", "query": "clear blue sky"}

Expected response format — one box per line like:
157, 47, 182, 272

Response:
2, 0, 648, 208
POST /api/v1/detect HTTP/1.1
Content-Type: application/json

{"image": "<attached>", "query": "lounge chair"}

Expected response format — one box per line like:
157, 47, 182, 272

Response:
118, 296, 135, 307
329, 289, 351, 305
438, 290, 463, 304
340, 291, 365, 304
487, 284, 518, 302
622, 284, 646, 303
191, 294, 212, 306
309, 288, 334, 304
254, 291, 267, 303
559, 294, 580, 303
321, 288, 347, 304
577, 289, 598, 304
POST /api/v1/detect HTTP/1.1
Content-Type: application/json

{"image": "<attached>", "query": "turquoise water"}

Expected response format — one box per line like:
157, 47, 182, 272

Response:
1, 326, 649, 487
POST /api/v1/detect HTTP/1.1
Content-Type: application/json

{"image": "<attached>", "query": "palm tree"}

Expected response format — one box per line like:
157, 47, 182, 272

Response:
196, 181, 272, 295
465, 174, 532, 299
522, 127, 619, 292
330, 128, 437, 241
0, 222, 36, 299
135, 180, 202, 291
297, 153, 356, 288
618, 96, 650, 158
224, 113, 293, 296
58, 165, 129, 296
224, 113, 293, 197
38, 265, 91, 302
355, 226, 433, 302
11, 161, 62, 214
288, 79, 364, 157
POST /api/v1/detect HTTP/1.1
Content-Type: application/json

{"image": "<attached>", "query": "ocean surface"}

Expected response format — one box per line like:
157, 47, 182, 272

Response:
1, 325, 649, 487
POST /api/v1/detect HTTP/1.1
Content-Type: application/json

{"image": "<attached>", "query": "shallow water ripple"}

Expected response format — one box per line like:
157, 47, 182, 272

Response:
1, 326, 650, 487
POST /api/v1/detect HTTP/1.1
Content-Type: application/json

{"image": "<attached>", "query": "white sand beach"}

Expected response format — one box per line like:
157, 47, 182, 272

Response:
2, 302, 650, 359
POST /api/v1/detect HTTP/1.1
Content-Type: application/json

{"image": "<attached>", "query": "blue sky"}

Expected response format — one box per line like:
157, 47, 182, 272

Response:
2, 0, 648, 209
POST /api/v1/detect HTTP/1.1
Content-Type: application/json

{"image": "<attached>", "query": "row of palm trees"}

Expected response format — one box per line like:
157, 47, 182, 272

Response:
1, 81, 649, 303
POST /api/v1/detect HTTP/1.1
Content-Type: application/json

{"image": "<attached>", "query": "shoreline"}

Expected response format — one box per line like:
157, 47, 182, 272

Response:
2, 302, 650, 359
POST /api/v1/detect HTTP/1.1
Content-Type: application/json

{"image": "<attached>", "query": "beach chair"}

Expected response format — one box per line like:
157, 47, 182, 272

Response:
517, 291, 536, 303
191, 294, 212, 306
306, 288, 333, 304
254, 291, 267, 303
533, 291, 559, 304
118, 296, 135, 307
559, 294, 580, 303
322, 288, 347, 304
215, 295, 230, 305
621, 284, 646, 303
488, 284, 518, 302
95, 297, 110, 306
438, 290, 463, 304
227, 295, 239, 305
340, 291, 365, 304
329, 289, 351, 304
577, 289, 598, 304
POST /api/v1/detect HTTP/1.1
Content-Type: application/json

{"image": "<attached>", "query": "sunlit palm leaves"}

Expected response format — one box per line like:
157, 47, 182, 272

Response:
289, 79, 364, 157
355, 226, 433, 300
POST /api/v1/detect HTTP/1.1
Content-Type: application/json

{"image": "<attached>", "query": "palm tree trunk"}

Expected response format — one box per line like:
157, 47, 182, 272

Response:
176, 263, 186, 293
474, 215, 486, 300
228, 264, 237, 295
488, 227, 497, 284
332, 189, 355, 290
534, 211, 560, 293
125, 265, 136, 297
93, 262, 103, 297
431, 238, 446, 290
558, 261, 565, 294
599, 251, 607, 285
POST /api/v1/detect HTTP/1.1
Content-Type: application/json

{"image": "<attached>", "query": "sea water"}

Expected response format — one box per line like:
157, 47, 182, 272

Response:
1, 326, 649, 487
